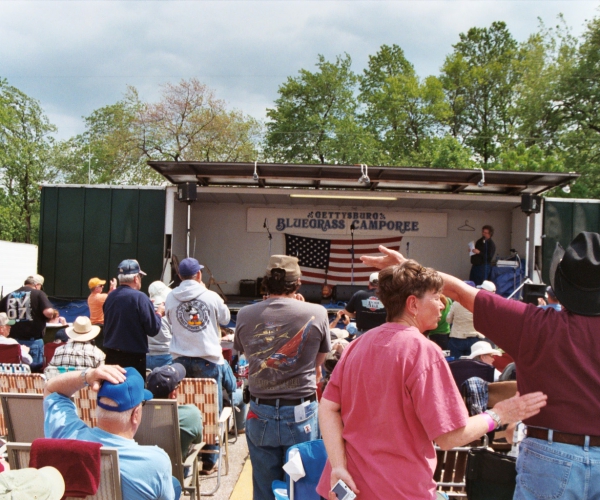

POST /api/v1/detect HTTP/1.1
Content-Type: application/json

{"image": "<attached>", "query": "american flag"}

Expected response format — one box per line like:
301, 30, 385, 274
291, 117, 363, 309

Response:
285, 233, 403, 286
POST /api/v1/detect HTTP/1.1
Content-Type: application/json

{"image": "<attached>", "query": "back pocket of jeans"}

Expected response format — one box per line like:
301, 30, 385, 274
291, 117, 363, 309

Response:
518, 447, 572, 499
246, 416, 269, 446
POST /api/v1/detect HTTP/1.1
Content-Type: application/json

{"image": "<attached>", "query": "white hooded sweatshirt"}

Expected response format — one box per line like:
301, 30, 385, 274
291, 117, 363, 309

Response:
165, 280, 230, 364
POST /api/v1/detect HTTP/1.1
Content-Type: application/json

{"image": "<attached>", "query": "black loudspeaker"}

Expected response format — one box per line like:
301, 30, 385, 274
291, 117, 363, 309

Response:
521, 194, 542, 214
239, 280, 256, 297
522, 283, 547, 305
298, 284, 323, 304
256, 277, 264, 297
334, 285, 365, 302
177, 182, 197, 202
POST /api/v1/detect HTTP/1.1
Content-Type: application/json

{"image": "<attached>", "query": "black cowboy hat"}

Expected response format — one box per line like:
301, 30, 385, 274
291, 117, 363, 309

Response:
550, 232, 600, 316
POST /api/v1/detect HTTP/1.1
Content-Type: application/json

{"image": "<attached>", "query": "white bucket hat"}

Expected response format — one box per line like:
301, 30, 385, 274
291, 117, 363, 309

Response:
468, 340, 502, 359
65, 316, 101, 342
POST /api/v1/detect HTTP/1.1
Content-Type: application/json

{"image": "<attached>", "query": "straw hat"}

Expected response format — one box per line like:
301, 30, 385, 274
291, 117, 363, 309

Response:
66, 316, 101, 342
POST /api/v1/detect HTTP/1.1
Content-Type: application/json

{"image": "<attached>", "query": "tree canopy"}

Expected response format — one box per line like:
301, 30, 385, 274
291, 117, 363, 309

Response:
6, 14, 600, 244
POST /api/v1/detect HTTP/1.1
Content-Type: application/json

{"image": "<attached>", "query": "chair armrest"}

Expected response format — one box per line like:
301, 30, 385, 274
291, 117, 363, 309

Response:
219, 406, 233, 424
183, 443, 204, 468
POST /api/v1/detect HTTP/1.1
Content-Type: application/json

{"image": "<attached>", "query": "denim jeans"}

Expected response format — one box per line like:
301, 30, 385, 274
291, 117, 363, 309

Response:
224, 387, 248, 432
448, 336, 480, 360
18, 339, 44, 370
246, 400, 320, 500
515, 436, 600, 499
146, 353, 173, 370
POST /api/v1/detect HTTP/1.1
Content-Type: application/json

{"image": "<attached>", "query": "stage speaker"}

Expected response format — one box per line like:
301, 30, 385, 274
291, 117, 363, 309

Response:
298, 284, 323, 304
521, 194, 542, 214
239, 280, 256, 297
522, 283, 547, 305
334, 285, 365, 302
177, 182, 197, 202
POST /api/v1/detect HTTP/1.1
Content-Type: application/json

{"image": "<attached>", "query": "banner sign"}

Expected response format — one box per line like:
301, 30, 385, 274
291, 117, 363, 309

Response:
247, 208, 447, 238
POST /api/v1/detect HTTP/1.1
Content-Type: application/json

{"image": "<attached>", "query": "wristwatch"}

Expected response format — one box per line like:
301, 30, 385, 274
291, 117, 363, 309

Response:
484, 409, 502, 429
81, 368, 90, 387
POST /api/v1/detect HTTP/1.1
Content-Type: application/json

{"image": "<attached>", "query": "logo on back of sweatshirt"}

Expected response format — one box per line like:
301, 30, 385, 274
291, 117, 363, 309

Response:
176, 300, 210, 332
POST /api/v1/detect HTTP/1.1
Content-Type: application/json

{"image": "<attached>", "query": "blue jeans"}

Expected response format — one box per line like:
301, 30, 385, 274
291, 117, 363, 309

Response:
146, 353, 173, 370
246, 400, 320, 500
227, 387, 248, 432
18, 339, 44, 369
515, 436, 600, 499
172, 476, 181, 499
448, 337, 480, 360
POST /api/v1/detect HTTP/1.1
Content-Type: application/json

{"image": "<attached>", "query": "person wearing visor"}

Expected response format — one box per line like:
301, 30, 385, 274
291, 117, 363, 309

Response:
44, 365, 179, 499
103, 260, 162, 379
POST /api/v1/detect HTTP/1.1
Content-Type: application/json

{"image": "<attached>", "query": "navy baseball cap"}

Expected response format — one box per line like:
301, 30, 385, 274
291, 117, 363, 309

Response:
179, 258, 204, 277
97, 367, 153, 412
117, 259, 147, 276
146, 363, 186, 398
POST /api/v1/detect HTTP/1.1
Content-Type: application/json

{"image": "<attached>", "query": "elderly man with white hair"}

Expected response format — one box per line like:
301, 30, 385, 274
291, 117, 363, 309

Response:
103, 260, 162, 379
44, 365, 179, 499
0, 274, 53, 369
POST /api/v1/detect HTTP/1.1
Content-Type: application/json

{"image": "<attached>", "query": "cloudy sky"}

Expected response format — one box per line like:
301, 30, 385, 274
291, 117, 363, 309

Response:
2, 0, 599, 140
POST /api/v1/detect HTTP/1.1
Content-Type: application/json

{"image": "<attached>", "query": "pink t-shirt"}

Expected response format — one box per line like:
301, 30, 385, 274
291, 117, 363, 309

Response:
474, 291, 600, 435
316, 323, 468, 500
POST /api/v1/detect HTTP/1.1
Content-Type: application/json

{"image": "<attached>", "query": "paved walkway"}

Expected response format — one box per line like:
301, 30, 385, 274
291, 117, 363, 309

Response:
193, 433, 251, 499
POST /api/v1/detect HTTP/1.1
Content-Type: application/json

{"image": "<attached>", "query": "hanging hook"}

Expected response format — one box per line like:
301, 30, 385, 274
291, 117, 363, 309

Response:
253, 161, 259, 181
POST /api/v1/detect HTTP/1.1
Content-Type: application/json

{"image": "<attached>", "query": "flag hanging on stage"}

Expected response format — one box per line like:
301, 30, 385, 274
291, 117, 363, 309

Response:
284, 233, 403, 286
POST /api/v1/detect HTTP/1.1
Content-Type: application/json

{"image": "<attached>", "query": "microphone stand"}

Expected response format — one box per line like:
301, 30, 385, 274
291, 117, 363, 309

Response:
264, 219, 272, 259
348, 223, 356, 286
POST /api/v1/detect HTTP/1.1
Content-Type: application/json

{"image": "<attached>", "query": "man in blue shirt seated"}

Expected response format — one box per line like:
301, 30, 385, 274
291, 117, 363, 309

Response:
43, 365, 180, 500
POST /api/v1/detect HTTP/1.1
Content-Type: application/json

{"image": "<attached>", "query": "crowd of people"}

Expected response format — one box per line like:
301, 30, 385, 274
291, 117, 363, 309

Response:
0, 230, 598, 500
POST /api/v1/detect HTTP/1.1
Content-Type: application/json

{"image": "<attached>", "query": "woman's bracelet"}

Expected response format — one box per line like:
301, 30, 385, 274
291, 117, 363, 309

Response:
481, 412, 496, 433
484, 409, 502, 429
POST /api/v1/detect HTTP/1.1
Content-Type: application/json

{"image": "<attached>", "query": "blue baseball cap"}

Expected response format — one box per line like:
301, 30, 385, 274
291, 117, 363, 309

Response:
179, 258, 204, 277
97, 367, 153, 412
117, 259, 147, 276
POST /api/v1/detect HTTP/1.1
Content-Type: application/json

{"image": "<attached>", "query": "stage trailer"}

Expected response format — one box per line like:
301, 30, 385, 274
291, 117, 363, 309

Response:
38, 163, 586, 299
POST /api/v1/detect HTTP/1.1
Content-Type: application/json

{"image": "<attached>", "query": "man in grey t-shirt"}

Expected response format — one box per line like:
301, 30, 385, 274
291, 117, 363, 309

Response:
234, 255, 330, 500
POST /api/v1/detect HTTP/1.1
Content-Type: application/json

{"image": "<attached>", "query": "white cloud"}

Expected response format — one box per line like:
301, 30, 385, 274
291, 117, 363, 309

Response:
1, 0, 598, 139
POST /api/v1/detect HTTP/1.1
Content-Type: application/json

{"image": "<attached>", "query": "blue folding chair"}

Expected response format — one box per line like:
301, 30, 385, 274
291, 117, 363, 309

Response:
272, 439, 327, 500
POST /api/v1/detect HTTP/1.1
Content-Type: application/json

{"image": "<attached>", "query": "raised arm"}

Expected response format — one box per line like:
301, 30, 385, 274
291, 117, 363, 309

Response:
361, 245, 479, 312
44, 365, 126, 398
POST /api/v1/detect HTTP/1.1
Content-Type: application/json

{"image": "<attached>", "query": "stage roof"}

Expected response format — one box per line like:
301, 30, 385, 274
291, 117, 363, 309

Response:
148, 161, 579, 197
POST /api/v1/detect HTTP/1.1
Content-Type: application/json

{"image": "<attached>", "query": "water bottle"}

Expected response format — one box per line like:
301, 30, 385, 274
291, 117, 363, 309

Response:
238, 354, 248, 377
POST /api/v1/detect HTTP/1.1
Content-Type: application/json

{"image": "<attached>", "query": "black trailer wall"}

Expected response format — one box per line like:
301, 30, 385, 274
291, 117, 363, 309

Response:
39, 186, 166, 299
542, 199, 600, 284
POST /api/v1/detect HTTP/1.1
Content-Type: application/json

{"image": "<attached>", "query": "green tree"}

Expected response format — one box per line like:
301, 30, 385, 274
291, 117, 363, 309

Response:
550, 17, 600, 197
264, 54, 365, 164
0, 79, 56, 243
441, 22, 520, 165
52, 79, 261, 185
359, 44, 450, 165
